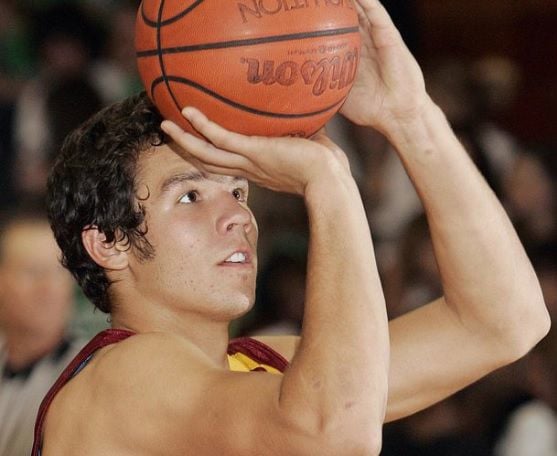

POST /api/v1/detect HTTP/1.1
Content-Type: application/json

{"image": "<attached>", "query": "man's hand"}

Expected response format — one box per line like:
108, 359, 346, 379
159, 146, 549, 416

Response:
161, 107, 350, 196
340, 0, 427, 132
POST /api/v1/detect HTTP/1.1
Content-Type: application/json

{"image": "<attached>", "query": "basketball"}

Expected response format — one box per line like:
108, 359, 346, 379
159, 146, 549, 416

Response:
135, 1, 361, 137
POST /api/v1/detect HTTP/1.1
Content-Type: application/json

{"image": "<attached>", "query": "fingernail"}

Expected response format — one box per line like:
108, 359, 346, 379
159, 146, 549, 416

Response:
182, 107, 194, 119
161, 120, 184, 135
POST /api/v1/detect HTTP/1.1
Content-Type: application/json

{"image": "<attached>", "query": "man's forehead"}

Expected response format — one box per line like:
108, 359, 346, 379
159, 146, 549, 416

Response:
160, 171, 246, 194
138, 142, 246, 192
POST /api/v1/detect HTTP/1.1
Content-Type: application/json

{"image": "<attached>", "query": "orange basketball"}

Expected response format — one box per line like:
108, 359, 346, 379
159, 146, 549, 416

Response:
135, 0, 360, 137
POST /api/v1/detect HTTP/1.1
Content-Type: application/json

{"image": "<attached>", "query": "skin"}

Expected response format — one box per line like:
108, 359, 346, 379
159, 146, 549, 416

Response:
42, 1, 550, 455
107, 145, 259, 366
0, 220, 74, 372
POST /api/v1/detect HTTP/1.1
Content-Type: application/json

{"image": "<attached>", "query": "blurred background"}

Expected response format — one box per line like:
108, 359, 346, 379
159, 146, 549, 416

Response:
0, 1, 555, 455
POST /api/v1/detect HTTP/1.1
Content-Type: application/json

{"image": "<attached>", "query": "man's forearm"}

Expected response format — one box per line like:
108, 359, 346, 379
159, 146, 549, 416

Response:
277, 164, 389, 453
385, 97, 549, 354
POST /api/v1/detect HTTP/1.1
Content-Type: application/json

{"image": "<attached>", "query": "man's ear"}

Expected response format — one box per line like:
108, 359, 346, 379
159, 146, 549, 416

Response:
82, 227, 129, 270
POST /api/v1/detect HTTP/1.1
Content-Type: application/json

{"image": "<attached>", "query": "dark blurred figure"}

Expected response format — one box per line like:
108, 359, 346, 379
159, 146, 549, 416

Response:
533, 243, 557, 319
495, 328, 557, 456
14, 72, 103, 200
0, 105, 16, 210
385, 214, 441, 319
45, 74, 103, 162
382, 389, 493, 456
0, 0, 34, 209
91, 0, 143, 102
29, 3, 101, 78
426, 57, 522, 198
0, 203, 81, 456
0, 0, 34, 105
13, 3, 103, 198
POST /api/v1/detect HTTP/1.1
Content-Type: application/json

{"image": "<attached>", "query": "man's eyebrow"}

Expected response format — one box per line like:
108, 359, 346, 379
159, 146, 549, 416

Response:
160, 171, 205, 194
160, 172, 248, 194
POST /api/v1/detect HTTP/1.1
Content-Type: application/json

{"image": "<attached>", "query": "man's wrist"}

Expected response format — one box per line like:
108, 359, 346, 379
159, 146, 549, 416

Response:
303, 163, 359, 209
378, 97, 450, 156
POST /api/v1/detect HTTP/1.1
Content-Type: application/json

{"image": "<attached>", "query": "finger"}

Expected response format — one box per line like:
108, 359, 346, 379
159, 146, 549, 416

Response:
171, 141, 256, 180
354, 0, 404, 47
166, 142, 238, 177
173, 151, 268, 189
194, 163, 248, 179
170, 142, 253, 178
182, 107, 289, 159
355, 0, 395, 28
161, 120, 252, 171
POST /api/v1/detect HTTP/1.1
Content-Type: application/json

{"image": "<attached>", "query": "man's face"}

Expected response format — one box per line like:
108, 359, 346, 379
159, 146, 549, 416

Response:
0, 221, 74, 338
122, 143, 258, 321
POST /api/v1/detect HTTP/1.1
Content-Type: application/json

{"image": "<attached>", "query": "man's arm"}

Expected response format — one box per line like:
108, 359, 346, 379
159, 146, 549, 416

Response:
257, 0, 550, 424
347, 0, 550, 420
379, 99, 549, 421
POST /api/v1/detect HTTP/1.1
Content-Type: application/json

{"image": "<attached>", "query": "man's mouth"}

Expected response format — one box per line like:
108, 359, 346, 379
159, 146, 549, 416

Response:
222, 251, 249, 264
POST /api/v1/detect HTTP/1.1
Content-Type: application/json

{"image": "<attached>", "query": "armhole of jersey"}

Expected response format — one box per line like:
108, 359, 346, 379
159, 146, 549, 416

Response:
227, 337, 289, 373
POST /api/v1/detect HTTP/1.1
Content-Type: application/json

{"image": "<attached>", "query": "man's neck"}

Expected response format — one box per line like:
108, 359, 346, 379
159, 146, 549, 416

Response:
110, 309, 232, 369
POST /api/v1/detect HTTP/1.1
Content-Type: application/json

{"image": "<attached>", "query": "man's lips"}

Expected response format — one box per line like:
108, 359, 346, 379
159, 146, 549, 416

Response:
219, 249, 254, 265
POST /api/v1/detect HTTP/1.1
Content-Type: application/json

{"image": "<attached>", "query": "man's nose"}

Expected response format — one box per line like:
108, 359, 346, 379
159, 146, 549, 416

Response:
216, 197, 255, 235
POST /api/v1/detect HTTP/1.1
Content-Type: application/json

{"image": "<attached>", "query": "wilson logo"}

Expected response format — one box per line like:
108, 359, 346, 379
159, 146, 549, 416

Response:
241, 47, 358, 96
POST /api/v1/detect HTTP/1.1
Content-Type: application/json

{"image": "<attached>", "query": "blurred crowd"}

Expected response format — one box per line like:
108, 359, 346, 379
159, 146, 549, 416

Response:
0, 1, 555, 455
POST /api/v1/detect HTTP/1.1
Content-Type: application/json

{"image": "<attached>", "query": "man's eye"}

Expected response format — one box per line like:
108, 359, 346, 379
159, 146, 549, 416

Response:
232, 188, 247, 202
179, 191, 199, 203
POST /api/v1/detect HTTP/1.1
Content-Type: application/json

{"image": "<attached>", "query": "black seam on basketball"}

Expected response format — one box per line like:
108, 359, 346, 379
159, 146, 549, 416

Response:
150, 76, 345, 119
156, 0, 181, 113
137, 26, 360, 58
141, 0, 204, 28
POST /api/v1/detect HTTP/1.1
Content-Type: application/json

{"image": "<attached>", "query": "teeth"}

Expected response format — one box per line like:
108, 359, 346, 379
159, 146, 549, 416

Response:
225, 252, 246, 263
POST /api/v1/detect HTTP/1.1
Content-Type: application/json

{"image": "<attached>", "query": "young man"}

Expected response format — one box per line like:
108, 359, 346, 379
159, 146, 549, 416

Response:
34, 1, 550, 454
0, 205, 79, 456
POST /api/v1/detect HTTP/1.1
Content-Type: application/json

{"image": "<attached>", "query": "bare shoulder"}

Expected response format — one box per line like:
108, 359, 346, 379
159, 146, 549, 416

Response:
99, 331, 210, 371
44, 332, 216, 455
94, 331, 216, 403
251, 335, 300, 362
46, 333, 320, 455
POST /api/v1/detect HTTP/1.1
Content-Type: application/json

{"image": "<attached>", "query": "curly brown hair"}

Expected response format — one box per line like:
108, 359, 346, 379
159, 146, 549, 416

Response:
47, 92, 168, 313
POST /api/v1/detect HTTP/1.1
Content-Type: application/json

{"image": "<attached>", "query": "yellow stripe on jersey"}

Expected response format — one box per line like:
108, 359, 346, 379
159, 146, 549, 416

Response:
227, 352, 283, 374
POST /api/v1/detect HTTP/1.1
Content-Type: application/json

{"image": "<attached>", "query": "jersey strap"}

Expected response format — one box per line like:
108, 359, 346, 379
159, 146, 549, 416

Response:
228, 337, 289, 373
31, 328, 135, 456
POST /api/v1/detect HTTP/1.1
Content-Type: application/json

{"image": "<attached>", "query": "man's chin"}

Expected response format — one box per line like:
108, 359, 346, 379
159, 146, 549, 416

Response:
220, 295, 255, 322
